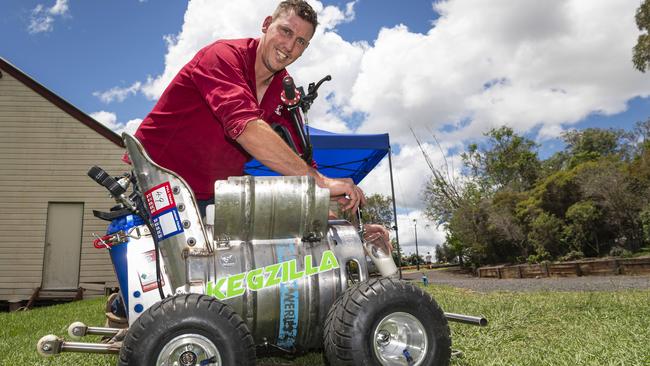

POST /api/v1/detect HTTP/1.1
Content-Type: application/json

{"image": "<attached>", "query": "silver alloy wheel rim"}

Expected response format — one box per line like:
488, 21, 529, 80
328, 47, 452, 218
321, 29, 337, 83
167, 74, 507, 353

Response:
156, 333, 221, 366
372, 312, 429, 366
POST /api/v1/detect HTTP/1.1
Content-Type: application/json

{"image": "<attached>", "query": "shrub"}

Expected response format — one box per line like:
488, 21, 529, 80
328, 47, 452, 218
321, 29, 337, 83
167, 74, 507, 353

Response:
560, 250, 585, 261
609, 246, 632, 258
527, 251, 551, 264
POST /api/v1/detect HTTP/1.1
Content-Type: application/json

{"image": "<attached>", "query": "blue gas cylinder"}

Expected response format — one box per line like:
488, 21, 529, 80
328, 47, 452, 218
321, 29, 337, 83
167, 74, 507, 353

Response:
106, 213, 144, 309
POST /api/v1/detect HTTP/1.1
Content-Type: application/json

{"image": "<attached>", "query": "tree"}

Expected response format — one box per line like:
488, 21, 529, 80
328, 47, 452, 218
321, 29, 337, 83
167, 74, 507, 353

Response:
360, 194, 393, 228
487, 191, 529, 260
633, 0, 650, 72
462, 127, 540, 193
561, 128, 628, 167
527, 211, 565, 258
564, 200, 605, 256
576, 160, 647, 252
337, 193, 393, 229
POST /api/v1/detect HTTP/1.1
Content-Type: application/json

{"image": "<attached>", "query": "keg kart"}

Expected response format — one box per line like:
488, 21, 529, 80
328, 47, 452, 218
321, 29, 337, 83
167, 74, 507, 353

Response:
37, 76, 487, 366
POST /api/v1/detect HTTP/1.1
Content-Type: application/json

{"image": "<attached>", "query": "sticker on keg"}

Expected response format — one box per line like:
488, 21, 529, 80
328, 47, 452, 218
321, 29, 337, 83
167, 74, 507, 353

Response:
145, 182, 176, 216
277, 244, 299, 348
138, 250, 165, 292
151, 208, 183, 240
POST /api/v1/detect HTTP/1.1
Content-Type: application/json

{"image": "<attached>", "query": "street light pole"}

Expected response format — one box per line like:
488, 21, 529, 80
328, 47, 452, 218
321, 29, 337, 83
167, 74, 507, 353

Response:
413, 219, 420, 271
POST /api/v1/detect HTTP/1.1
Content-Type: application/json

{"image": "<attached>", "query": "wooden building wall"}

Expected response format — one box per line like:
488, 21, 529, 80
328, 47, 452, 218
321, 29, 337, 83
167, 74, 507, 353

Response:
0, 64, 126, 301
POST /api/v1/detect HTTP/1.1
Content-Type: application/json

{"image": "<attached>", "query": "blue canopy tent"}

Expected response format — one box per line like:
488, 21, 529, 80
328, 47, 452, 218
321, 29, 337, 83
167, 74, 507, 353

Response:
245, 126, 404, 277
245, 126, 389, 183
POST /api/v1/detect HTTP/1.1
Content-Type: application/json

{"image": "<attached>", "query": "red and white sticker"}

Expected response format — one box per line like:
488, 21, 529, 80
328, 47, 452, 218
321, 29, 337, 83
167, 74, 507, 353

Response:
138, 250, 164, 292
145, 182, 175, 216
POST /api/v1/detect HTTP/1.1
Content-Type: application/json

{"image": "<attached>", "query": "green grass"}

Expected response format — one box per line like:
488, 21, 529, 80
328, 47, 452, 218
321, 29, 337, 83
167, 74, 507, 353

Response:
2, 286, 649, 365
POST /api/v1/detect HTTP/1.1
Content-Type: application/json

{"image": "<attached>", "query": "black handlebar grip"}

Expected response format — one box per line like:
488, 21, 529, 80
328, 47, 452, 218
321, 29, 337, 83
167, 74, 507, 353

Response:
283, 76, 296, 100
88, 166, 110, 185
88, 166, 126, 196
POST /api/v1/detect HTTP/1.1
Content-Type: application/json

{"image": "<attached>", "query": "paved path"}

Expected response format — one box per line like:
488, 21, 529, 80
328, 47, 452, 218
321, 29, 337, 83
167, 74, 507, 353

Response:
401, 268, 650, 292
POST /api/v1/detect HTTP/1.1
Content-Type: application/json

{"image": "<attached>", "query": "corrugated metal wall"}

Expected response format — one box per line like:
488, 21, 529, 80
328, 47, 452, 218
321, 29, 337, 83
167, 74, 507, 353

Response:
0, 69, 126, 301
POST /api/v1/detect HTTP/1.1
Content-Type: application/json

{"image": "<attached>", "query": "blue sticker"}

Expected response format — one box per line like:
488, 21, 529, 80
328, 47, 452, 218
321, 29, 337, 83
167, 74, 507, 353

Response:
151, 208, 183, 240
276, 244, 299, 349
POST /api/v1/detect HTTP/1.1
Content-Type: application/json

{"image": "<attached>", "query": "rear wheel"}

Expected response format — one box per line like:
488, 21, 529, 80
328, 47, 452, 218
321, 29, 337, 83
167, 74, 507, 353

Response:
323, 278, 451, 366
118, 293, 255, 366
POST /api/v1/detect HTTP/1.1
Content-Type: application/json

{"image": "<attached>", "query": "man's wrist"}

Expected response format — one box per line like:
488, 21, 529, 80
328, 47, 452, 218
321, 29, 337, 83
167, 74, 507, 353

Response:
307, 167, 326, 187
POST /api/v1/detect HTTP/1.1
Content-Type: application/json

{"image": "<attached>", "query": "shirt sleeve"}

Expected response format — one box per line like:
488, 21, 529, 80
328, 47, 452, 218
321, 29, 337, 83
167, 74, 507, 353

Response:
189, 42, 263, 140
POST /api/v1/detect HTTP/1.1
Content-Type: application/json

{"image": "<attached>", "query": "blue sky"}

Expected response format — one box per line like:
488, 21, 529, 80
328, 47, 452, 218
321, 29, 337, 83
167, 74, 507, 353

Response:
2, 0, 650, 254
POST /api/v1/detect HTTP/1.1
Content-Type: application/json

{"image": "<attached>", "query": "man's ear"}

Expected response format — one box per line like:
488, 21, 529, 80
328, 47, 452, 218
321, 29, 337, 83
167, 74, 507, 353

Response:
262, 16, 272, 33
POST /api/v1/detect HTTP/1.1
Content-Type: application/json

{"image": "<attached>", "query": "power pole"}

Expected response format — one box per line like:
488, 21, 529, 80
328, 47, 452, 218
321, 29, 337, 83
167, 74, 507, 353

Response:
413, 219, 420, 271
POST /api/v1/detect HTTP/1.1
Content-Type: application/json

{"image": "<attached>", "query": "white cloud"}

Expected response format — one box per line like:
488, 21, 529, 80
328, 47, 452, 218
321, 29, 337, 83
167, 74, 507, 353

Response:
49, 0, 69, 15
90, 111, 142, 135
351, 0, 650, 146
90, 111, 120, 131
316, 0, 356, 30
93, 82, 142, 103
28, 0, 69, 34
123, 118, 144, 135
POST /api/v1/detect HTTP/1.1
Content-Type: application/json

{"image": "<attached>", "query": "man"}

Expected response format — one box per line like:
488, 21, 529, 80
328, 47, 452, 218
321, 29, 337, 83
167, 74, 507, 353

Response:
131, 0, 365, 215
131, 0, 390, 249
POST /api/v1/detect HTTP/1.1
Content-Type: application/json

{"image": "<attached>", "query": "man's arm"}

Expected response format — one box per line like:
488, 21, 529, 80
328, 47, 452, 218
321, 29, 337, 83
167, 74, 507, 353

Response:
236, 119, 366, 211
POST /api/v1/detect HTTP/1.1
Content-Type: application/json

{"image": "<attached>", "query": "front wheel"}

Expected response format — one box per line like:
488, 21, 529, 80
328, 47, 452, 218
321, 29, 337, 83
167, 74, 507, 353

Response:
323, 278, 451, 366
118, 294, 255, 366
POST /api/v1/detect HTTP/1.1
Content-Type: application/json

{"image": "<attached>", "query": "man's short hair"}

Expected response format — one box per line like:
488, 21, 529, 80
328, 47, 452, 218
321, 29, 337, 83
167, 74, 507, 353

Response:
273, 0, 318, 32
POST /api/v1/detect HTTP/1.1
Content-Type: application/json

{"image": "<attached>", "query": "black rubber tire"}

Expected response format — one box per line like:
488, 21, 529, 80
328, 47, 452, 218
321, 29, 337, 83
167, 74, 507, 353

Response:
322, 291, 344, 366
323, 278, 451, 366
117, 294, 255, 366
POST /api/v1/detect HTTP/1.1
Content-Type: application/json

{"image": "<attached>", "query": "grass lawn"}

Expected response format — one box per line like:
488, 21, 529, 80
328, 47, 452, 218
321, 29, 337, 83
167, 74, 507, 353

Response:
2, 284, 649, 365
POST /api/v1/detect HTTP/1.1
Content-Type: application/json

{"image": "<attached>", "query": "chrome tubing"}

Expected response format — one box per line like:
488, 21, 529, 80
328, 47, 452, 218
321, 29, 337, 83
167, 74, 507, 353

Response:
61, 341, 121, 354
444, 312, 488, 326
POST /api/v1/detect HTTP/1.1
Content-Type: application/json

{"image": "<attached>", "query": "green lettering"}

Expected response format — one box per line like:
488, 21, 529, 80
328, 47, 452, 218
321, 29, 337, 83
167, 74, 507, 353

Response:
246, 268, 264, 291
288, 259, 305, 281
318, 250, 340, 273
227, 272, 246, 298
304, 254, 318, 276
206, 278, 227, 300
265, 263, 282, 287
208, 250, 340, 300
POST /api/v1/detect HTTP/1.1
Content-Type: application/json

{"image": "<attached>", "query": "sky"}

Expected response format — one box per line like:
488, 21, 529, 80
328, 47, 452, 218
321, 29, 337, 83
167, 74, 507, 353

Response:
2, 0, 650, 256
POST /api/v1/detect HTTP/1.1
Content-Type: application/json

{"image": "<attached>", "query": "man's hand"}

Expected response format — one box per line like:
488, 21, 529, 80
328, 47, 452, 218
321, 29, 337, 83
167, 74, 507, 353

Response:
319, 176, 366, 212
363, 224, 392, 255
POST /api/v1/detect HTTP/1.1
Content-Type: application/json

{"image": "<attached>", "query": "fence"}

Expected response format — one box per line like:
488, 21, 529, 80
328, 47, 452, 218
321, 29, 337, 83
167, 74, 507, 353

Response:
477, 257, 650, 279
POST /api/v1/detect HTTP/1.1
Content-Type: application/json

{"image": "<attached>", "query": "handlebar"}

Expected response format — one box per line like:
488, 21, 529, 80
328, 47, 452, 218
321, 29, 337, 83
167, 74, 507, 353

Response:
88, 166, 126, 197
280, 74, 332, 166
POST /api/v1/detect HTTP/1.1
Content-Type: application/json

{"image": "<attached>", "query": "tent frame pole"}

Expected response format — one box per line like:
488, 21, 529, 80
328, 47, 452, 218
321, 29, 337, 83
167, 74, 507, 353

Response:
388, 148, 403, 279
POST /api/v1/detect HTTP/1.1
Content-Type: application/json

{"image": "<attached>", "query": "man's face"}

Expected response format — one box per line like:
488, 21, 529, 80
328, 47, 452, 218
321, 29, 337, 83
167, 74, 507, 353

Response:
260, 10, 314, 74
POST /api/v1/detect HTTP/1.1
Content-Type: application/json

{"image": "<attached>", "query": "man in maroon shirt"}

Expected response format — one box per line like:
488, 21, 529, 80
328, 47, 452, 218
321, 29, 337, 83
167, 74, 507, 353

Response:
132, 0, 366, 215
132, 0, 391, 254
